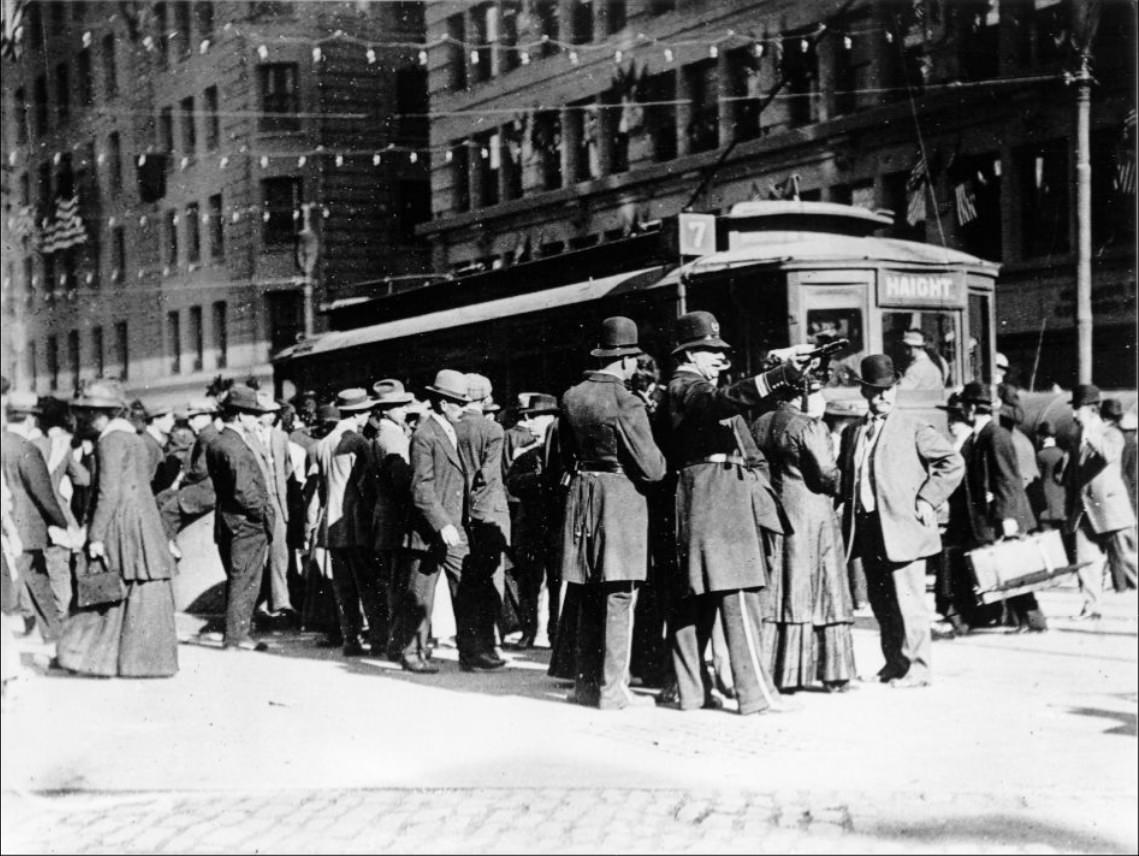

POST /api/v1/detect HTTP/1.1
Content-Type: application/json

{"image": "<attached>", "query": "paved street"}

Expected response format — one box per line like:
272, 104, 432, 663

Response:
1, 582, 1136, 854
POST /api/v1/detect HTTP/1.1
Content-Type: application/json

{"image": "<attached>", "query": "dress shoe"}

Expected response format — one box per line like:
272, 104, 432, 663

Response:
401, 656, 439, 674
512, 634, 536, 650
342, 641, 367, 657
601, 693, 655, 710
223, 639, 269, 652
823, 681, 856, 693
459, 652, 505, 671
889, 675, 931, 689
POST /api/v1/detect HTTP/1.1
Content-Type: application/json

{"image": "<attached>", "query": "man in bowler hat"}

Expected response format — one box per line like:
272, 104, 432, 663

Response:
205, 385, 275, 651
558, 317, 667, 709
836, 355, 963, 687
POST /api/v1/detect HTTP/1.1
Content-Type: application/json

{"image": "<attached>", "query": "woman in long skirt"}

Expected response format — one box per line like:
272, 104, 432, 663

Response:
752, 385, 856, 693
57, 380, 178, 678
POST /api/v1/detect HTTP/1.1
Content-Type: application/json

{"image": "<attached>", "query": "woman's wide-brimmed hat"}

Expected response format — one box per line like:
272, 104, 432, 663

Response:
671, 311, 731, 355
425, 369, 471, 403
855, 354, 900, 389
590, 316, 644, 359
372, 378, 415, 406
72, 379, 128, 411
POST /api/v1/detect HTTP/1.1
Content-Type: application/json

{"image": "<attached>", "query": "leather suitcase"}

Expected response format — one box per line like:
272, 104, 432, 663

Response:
967, 530, 1082, 605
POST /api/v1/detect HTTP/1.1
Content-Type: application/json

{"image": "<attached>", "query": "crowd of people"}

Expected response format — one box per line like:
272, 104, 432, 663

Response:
1, 312, 1136, 713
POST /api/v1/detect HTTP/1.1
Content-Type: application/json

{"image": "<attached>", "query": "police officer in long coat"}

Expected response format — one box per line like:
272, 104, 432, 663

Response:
661, 311, 810, 715
558, 317, 667, 710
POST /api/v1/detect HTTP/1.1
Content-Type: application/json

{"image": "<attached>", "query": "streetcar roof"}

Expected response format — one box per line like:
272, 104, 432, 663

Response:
667, 232, 1000, 280
276, 266, 669, 361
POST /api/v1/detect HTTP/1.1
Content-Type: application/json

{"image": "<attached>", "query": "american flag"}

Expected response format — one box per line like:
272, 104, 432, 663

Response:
906, 153, 928, 226
1114, 109, 1136, 197
954, 181, 978, 225
40, 195, 88, 254
0, 0, 26, 61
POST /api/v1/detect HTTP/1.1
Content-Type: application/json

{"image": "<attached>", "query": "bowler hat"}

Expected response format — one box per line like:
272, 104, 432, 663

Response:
960, 381, 995, 410
317, 403, 340, 424
936, 392, 964, 414
372, 378, 415, 406
856, 354, 900, 389
1100, 398, 1124, 422
590, 316, 644, 359
466, 373, 493, 403
671, 311, 730, 355
902, 329, 927, 348
222, 384, 265, 414
72, 379, 128, 411
185, 397, 219, 417
5, 390, 41, 415
1070, 383, 1101, 409
335, 388, 378, 412
520, 392, 559, 416
425, 369, 470, 403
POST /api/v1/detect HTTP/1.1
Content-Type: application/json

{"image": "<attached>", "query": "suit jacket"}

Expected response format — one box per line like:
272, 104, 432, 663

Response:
370, 417, 413, 552
206, 424, 274, 543
838, 409, 964, 563
308, 420, 372, 549
251, 426, 290, 518
176, 423, 219, 516
949, 419, 1035, 546
456, 414, 511, 541
86, 419, 175, 581
407, 413, 468, 553
1, 428, 70, 552
32, 428, 89, 529
1064, 423, 1136, 534
1034, 444, 1067, 523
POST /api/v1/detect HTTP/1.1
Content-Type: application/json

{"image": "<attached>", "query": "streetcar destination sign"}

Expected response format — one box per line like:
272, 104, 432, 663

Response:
879, 271, 964, 307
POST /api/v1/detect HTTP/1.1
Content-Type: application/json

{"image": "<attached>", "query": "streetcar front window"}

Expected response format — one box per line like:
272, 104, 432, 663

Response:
883, 310, 960, 390
806, 308, 865, 387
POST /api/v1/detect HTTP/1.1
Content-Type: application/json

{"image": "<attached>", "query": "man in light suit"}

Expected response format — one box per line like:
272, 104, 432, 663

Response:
456, 373, 510, 670
838, 355, 964, 688
252, 392, 295, 619
391, 369, 477, 674
1063, 384, 1137, 620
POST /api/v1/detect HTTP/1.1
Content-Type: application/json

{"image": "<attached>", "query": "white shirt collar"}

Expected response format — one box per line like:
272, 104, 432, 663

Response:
971, 413, 992, 437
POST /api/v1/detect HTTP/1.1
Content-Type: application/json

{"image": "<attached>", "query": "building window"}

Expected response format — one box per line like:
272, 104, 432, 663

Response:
196, 1, 215, 37
77, 49, 93, 107
535, 0, 558, 55
155, 2, 169, 68
569, 0, 592, 45
208, 193, 224, 259
204, 85, 219, 150
19, 172, 30, 205
605, 0, 626, 35
108, 131, 122, 191
101, 34, 118, 98
533, 110, 562, 190
685, 60, 719, 154
1017, 139, 1070, 258
33, 75, 48, 137
189, 306, 204, 371
261, 176, 302, 245
396, 180, 430, 241
67, 330, 80, 393
186, 202, 201, 264
37, 161, 52, 209
180, 96, 196, 157
451, 143, 470, 212
47, 334, 59, 390
781, 33, 818, 127
267, 292, 303, 355
259, 64, 300, 131
212, 301, 228, 368
92, 326, 105, 378
14, 88, 28, 144
164, 209, 179, 266
111, 224, 126, 282
446, 14, 467, 90
27, 341, 37, 391
159, 105, 174, 156
49, 0, 65, 33
474, 130, 499, 206
167, 310, 181, 374
115, 321, 129, 379
949, 152, 1002, 262
644, 70, 677, 163
649, 0, 675, 14
27, 1, 43, 44
958, 1, 1000, 81
43, 253, 56, 295
1092, 127, 1137, 250
470, 4, 495, 84
174, 1, 192, 59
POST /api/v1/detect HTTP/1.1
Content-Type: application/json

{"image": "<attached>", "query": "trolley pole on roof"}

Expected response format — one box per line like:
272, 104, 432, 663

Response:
1073, 51, 1094, 385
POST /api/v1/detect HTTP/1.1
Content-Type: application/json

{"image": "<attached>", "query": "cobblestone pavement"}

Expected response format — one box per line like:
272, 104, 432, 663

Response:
2, 786, 1133, 854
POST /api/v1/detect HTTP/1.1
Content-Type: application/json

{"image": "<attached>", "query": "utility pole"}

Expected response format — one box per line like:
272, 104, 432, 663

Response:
1073, 51, 1094, 384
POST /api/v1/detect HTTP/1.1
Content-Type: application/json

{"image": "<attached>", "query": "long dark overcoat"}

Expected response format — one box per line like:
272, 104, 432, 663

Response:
558, 372, 666, 585
949, 419, 1036, 547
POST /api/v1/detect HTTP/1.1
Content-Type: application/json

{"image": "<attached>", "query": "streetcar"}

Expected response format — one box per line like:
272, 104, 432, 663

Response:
273, 200, 1000, 427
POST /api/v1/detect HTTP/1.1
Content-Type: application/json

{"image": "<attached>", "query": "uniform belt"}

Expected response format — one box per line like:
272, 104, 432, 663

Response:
577, 460, 625, 474
683, 454, 749, 468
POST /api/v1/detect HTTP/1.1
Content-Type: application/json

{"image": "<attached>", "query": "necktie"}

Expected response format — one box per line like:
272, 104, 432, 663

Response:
858, 417, 882, 513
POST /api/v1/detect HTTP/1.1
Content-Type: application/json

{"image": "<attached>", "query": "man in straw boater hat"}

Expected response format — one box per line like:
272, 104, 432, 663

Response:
556, 317, 666, 709
391, 369, 478, 674
659, 310, 811, 715
836, 355, 963, 688
204, 384, 276, 652
308, 388, 386, 658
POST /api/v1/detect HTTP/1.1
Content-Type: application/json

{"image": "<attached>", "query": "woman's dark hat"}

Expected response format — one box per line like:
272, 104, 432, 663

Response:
671, 311, 730, 355
520, 393, 559, 416
590, 316, 643, 359
856, 354, 900, 389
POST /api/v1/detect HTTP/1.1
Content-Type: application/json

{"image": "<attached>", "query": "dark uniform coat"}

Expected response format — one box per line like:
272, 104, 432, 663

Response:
176, 423, 220, 518
1034, 444, 1068, 524
457, 415, 511, 542
558, 372, 666, 584
947, 420, 1036, 546
663, 368, 784, 595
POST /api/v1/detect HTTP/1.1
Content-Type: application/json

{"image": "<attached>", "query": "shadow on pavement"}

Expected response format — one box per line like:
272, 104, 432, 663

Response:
1064, 705, 1138, 737
861, 812, 1133, 855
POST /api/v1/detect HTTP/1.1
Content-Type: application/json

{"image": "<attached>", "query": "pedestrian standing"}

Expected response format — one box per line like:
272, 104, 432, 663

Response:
56, 380, 179, 677
158, 397, 221, 541
141, 405, 177, 493
1063, 385, 1136, 619
300, 404, 343, 642
753, 381, 857, 693
558, 317, 666, 709
205, 385, 275, 652
367, 379, 417, 660
660, 311, 808, 715
2, 391, 71, 641
308, 389, 386, 657
836, 355, 963, 689
391, 369, 472, 674
1033, 421, 1067, 530
251, 392, 295, 620
1099, 400, 1137, 592
456, 374, 511, 669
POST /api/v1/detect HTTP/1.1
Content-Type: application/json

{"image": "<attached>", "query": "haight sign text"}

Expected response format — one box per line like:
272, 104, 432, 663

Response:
879, 271, 965, 307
